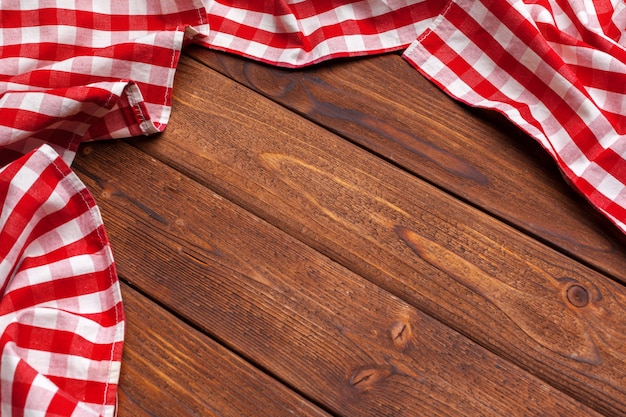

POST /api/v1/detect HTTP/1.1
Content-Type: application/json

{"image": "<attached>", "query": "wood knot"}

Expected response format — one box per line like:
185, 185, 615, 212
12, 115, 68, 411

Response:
390, 321, 412, 350
566, 285, 589, 308
349, 366, 392, 392
100, 183, 117, 199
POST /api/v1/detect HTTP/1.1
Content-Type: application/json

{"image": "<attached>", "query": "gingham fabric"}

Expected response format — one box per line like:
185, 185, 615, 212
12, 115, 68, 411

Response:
200, 0, 446, 67
0, 145, 124, 416
1, 0, 625, 415
403, 0, 626, 234
0, 0, 209, 166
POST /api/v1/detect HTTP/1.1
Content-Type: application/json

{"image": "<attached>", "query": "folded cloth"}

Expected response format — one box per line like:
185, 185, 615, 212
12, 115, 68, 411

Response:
0, 0, 209, 165
0, 145, 124, 416
403, 0, 626, 233
200, 0, 446, 66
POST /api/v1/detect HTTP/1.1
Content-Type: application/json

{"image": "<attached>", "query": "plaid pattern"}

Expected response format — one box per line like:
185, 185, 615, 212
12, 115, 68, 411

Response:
0, 0, 208, 165
201, 0, 445, 67
0, 145, 124, 416
403, 0, 626, 233
1, 1, 625, 415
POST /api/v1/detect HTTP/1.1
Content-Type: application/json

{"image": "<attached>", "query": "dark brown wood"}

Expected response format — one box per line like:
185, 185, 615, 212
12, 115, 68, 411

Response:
185, 46, 626, 282
116, 284, 330, 417
74, 142, 601, 417
112, 54, 626, 416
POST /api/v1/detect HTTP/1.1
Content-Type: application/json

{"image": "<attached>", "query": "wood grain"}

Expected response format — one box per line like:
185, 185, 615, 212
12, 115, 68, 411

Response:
186, 46, 626, 282
116, 284, 330, 417
120, 54, 626, 416
73, 142, 601, 417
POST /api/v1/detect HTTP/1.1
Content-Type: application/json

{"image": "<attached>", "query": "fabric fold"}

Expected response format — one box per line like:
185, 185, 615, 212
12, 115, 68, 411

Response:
198, 0, 446, 67
403, 0, 626, 233
0, 144, 124, 417
0, 0, 208, 164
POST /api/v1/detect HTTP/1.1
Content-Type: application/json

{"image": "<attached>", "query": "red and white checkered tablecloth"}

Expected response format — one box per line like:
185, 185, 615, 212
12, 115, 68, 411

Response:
1, 0, 624, 415
0, 145, 123, 416
199, 0, 445, 66
0, 0, 209, 166
403, 0, 626, 234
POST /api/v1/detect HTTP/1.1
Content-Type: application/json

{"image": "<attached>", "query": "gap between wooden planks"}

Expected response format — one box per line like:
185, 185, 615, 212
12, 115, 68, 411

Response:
99, 52, 626, 416
75, 142, 600, 417
116, 283, 330, 417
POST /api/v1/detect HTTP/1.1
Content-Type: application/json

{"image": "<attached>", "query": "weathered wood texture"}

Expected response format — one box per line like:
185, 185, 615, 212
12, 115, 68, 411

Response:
116, 284, 330, 417
71, 50, 626, 417
75, 142, 601, 417
185, 46, 626, 282
124, 54, 626, 416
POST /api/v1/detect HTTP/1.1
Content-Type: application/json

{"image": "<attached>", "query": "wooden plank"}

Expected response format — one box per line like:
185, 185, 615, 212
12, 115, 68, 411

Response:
186, 46, 626, 282
116, 284, 330, 417
120, 54, 626, 416
73, 142, 601, 417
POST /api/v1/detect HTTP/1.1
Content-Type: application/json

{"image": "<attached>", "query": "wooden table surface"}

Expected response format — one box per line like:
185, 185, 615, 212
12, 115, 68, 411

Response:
73, 45, 626, 417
